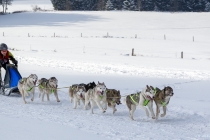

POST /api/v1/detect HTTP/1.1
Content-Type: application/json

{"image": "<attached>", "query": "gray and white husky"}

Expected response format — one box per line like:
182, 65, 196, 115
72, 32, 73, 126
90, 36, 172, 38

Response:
18, 74, 38, 104
125, 85, 156, 120
38, 77, 60, 102
70, 85, 86, 109
85, 81, 107, 114
38, 78, 48, 98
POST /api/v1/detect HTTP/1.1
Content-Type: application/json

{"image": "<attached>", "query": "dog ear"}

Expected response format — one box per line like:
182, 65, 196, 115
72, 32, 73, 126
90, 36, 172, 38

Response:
98, 81, 100, 84
146, 85, 150, 90
150, 86, 154, 90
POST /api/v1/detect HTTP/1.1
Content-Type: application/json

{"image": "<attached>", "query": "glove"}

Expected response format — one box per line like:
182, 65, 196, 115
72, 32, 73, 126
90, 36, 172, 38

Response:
13, 60, 18, 68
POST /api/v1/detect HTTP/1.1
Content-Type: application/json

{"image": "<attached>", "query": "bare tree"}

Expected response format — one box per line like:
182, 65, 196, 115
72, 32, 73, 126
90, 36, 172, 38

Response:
1, 0, 12, 14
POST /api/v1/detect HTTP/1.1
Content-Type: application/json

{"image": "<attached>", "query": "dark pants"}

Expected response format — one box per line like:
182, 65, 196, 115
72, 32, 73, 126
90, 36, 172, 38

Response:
1, 61, 9, 70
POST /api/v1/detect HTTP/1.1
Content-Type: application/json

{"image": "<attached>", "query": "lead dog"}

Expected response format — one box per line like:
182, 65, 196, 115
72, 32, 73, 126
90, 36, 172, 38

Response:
39, 77, 60, 102
154, 86, 174, 120
125, 85, 156, 120
18, 74, 38, 104
106, 89, 121, 114
84, 81, 107, 114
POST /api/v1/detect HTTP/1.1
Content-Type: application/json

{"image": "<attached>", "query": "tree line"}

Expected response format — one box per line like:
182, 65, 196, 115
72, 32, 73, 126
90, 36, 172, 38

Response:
51, 0, 210, 12
0, 0, 12, 14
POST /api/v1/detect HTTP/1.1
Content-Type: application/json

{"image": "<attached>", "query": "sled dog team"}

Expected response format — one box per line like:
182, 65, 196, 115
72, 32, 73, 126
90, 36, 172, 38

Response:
18, 74, 174, 120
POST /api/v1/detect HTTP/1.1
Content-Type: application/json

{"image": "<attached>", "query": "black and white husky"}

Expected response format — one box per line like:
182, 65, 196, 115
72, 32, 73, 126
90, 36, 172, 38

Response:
125, 85, 156, 120
84, 81, 107, 114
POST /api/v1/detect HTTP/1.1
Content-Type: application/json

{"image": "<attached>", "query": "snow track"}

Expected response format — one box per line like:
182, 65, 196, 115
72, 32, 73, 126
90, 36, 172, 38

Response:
0, 92, 209, 140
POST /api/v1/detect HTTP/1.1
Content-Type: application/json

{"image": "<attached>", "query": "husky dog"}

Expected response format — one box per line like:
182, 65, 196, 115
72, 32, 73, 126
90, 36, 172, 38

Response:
106, 89, 121, 114
125, 85, 156, 120
41, 77, 60, 102
69, 82, 96, 103
84, 82, 96, 91
18, 74, 38, 104
38, 78, 48, 98
69, 84, 78, 103
85, 81, 107, 114
71, 85, 86, 109
154, 86, 174, 120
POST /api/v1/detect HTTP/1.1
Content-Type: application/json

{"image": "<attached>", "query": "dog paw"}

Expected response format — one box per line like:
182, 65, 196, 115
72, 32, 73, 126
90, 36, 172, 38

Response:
103, 110, 106, 113
152, 116, 156, 119
57, 100, 60, 102
161, 114, 166, 117
31, 99, 34, 102
130, 117, 134, 120
113, 109, 117, 114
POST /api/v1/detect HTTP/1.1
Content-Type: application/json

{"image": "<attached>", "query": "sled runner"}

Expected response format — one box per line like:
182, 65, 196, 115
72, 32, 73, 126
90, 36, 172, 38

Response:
0, 64, 22, 96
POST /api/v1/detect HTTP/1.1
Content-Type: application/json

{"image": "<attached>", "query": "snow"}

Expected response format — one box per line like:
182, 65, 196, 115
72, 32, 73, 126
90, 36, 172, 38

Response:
0, 1, 210, 140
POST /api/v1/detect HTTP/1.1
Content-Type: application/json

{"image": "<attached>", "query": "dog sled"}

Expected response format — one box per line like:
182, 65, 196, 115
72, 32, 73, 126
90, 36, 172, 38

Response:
0, 64, 22, 96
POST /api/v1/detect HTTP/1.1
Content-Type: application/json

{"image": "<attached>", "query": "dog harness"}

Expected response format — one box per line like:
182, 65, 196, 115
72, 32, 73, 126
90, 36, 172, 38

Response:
39, 82, 46, 89
154, 88, 167, 107
21, 79, 34, 92
45, 81, 56, 94
143, 88, 157, 106
130, 93, 139, 105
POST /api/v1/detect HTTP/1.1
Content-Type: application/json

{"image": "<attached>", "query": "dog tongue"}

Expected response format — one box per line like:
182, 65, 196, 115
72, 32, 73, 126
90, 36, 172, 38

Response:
147, 96, 153, 100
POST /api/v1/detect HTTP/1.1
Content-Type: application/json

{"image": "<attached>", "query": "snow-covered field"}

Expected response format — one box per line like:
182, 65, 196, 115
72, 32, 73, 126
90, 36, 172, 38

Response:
0, 1, 210, 140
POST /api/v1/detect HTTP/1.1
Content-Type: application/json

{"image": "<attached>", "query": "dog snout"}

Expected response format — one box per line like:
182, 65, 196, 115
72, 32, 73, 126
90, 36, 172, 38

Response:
171, 92, 174, 96
116, 101, 122, 105
101, 91, 104, 95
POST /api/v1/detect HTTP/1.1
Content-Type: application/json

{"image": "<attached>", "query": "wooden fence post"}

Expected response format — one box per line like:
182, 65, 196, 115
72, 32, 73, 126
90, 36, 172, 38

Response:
54, 33, 55, 37
164, 34, 166, 40
107, 32, 109, 38
81, 33, 82, 37
3, 32, 4, 37
193, 36, 194, 42
132, 48, 134, 56
181, 52, 183, 59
